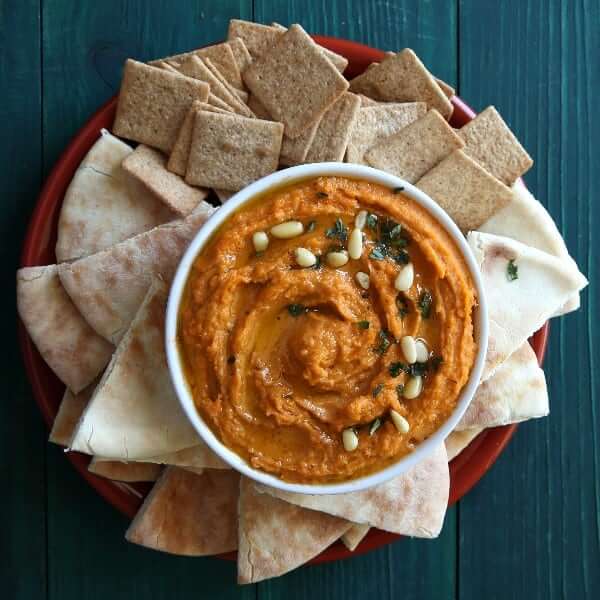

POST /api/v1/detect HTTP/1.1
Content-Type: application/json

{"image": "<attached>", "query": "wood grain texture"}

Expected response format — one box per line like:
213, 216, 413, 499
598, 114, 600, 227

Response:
253, 1, 457, 597
41, 2, 254, 599
1, 1, 47, 599
458, 0, 599, 598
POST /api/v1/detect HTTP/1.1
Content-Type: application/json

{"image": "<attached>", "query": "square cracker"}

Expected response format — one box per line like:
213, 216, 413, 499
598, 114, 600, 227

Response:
346, 102, 427, 164
349, 49, 453, 119
203, 57, 248, 103
208, 92, 235, 112
243, 24, 348, 138
228, 37, 252, 74
122, 145, 209, 216
365, 109, 464, 183
168, 101, 230, 176
227, 20, 347, 72
416, 149, 513, 232
458, 105, 533, 185
305, 92, 362, 163
178, 55, 253, 118
113, 59, 209, 153
280, 119, 321, 166
186, 112, 283, 191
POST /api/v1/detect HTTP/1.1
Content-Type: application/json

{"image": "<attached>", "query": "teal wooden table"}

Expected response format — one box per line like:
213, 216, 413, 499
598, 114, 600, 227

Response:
3, 1, 598, 598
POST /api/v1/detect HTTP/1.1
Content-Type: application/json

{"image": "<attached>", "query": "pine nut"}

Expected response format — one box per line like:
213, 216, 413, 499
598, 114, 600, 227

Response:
270, 220, 304, 239
294, 247, 317, 268
394, 263, 414, 292
252, 231, 269, 252
355, 271, 370, 290
348, 228, 363, 260
415, 339, 429, 363
355, 210, 368, 230
326, 251, 349, 268
342, 428, 359, 452
403, 376, 423, 399
390, 409, 410, 434
401, 335, 417, 364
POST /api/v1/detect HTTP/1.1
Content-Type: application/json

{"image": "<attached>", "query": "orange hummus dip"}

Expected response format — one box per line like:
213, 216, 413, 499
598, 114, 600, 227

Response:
179, 176, 477, 484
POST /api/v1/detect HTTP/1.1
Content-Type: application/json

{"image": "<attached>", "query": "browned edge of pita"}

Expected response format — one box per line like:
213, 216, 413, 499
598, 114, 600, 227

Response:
88, 459, 162, 483
49, 385, 95, 446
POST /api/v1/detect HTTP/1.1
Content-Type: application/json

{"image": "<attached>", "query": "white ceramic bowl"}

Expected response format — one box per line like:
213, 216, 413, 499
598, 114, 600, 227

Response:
166, 163, 488, 495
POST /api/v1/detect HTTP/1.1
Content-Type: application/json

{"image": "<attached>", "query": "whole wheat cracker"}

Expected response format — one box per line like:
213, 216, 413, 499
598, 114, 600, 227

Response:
416, 149, 514, 232
365, 109, 465, 183
228, 37, 252, 74
186, 111, 283, 191
304, 92, 361, 163
458, 105, 533, 185
243, 24, 348, 138
168, 101, 231, 176
349, 50, 453, 119
345, 102, 427, 164
279, 119, 321, 166
122, 145, 209, 216
203, 56, 248, 103
113, 59, 209, 153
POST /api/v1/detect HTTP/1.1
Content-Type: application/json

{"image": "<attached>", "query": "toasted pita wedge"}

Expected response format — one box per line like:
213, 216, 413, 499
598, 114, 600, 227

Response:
481, 179, 582, 315
237, 477, 351, 584
341, 523, 371, 551
445, 428, 483, 461
457, 342, 548, 430
17, 266, 113, 393
468, 231, 588, 380
255, 444, 449, 537
126, 467, 239, 556
59, 204, 214, 344
69, 279, 201, 459
122, 144, 209, 216
49, 385, 94, 445
88, 458, 161, 482
55, 129, 174, 262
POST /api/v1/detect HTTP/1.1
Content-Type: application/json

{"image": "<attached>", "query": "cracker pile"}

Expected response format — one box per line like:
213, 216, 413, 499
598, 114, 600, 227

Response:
17, 20, 587, 584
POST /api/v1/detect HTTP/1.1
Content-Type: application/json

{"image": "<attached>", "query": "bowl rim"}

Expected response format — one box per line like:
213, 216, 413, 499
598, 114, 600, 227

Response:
165, 162, 489, 495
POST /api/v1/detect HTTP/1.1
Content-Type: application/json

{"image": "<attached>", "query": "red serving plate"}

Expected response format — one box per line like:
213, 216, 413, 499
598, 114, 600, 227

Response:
18, 35, 548, 563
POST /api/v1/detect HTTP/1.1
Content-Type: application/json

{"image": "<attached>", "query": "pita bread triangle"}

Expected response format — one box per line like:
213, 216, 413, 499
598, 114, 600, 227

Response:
237, 477, 352, 584
445, 428, 483, 461
126, 467, 239, 556
49, 385, 95, 445
253, 444, 449, 537
56, 129, 175, 262
59, 202, 215, 345
88, 458, 161, 482
467, 231, 587, 380
69, 278, 203, 459
17, 265, 113, 393
341, 523, 371, 551
480, 179, 583, 315
457, 342, 548, 430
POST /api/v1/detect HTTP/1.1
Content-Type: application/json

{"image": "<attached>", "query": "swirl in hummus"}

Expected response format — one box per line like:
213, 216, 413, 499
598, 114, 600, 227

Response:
179, 176, 477, 484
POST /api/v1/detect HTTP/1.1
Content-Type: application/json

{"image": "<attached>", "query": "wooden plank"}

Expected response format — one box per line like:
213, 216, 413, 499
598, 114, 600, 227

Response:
42, 2, 255, 598
458, 1, 600, 598
0, 1, 47, 598
253, 1, 457, 597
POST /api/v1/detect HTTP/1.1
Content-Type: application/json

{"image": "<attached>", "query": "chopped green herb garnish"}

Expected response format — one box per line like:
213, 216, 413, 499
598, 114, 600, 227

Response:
393, 250, 410, 265
287, 304, 306, 317
418, 290, 433, 318
389, 362, 409, 377
392, 186, 405, 194
396, 295, 409, 319
369, 244, 387, 260
255, 251, 265, 258
369, 418, 382, 436
327, 243, 345, 253
313, 254, 322, 269
316, 191, 328, 199
430, 355, 444, 371
374, 329, 393, 355
357, 320, 370, 330
389, 224, 403, 239
507, 259, 518, 281
409, 362, 428, 377
325, 217, 348, 242
395, 384, 405, 398
372, 383, 384, 397
306, 220, 316, 233
227, 355, 236, 364
366, 213, 378, 230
